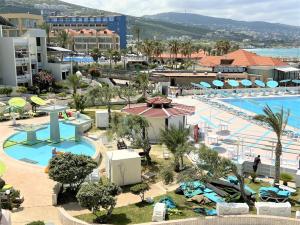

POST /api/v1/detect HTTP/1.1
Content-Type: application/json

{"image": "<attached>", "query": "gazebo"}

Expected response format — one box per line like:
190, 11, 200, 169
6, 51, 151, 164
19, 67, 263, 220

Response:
122, 97, 195, 143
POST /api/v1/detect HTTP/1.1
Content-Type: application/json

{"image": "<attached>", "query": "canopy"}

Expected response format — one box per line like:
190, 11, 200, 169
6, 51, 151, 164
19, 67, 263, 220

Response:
212, 80, 224, 87
200, 81, 211, 88
241, 79, 252, 87
266, 80, 279, 88
292, 79, 300, 84
254, 80, 266, 87
30, 96, 46, 106
228, 80, 239, 87
279, 79, 291, 83
8, 97, 26, 108
47, 46, 72, 52
275, 67, 300, 73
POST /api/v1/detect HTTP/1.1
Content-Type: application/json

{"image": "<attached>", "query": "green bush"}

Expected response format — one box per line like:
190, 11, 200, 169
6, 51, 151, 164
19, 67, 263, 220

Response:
130, 182, 149, 202
16, 86, 27, 94
0, 177, 5, 189
57, 92, 67, 98
26, 221, 45, 225
80, 82, 89, 89
136, 96, 147, 103
280, 173, 293, 185
0, 87, 13, 96
160, 166, 174, 185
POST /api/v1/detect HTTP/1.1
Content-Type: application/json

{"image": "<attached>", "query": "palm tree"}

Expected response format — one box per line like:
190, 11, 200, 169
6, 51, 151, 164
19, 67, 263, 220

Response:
57, 30, 71, 48
135, 73, 149, 98
120, 48, 128, 70
40, 23, 50, 44
215, 40, 231, 55
152, 41, 165, 62
105, 48, 115, 71
180, 41, 193, 59
67, 73, 81, 95
140, 40, 154, 63
160, 124, 192, 172
168, 40, 180, 69
254, 105, 290, 184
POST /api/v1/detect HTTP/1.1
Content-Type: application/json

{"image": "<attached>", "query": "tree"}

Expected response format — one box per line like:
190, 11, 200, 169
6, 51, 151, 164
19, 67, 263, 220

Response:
48, 153, 97, 190
254, 105, 289, 184
67, 73, 82, 95
40, 23, 50, 44
130, 182, 149, 202
168, 40, 180, 69
33, 70, 55, 91
57, 30, 71, 48
152, 41, 165, 62
160, 124, 193, 172
117, 83, 137, 107
89, 67, 101, 80
135, 73, 150, 98
140, 40, 154, 63
71, 93, 87, 113
180, 41, 193, 59
77, 181, 121, 221
105, 49, 120, 70
91, 48, 102, 62
133, 26, 141, 53
215, 40, 231, 55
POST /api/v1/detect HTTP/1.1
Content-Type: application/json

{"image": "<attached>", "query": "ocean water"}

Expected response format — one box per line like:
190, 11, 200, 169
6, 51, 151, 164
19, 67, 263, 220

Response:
246, 48, 300, 58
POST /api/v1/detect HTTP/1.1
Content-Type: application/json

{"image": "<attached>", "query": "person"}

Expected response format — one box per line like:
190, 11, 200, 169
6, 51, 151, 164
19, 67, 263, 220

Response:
253, 155, 261, 173
52, 147, 57, 158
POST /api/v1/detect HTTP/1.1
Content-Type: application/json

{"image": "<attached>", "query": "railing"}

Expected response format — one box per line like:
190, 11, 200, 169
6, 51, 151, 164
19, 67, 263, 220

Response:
17, 74, 31, 83
15, 57, 29, 64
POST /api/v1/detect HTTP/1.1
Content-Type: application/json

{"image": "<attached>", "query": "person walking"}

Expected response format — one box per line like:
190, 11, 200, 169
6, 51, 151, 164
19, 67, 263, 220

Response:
253, 155, 261, 173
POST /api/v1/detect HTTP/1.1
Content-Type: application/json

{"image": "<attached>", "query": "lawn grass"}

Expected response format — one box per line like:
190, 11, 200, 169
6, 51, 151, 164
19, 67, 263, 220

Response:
76, 191, 200, 224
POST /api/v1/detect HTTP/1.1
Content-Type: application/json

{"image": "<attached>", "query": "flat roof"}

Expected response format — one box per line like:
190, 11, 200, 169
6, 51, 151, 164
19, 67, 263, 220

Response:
106, 150, 140, 160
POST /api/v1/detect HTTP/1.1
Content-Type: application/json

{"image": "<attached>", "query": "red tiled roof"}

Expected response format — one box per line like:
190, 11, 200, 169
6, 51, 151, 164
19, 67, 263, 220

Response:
122, 103, 195, 118
146, 97, 172, 105
199, 49, 288, 67
159, 51, 207, 59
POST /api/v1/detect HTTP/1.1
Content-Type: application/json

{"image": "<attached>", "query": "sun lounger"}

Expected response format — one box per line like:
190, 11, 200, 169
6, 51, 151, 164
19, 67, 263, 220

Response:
204, 192, 225, 203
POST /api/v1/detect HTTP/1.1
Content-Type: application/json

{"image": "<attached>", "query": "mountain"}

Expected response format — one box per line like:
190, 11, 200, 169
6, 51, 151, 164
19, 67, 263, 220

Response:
144, 12, 300, 41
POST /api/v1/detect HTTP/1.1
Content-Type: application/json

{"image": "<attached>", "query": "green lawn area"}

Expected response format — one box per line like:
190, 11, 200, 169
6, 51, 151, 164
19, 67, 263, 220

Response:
0, 160, 6, 176
76, 191, 201, 225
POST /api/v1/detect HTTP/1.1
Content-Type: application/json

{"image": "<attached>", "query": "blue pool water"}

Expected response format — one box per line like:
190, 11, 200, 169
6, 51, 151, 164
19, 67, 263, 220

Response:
64, 56, 94, 63
4, 123, 95, 166
222, 96, 300, 129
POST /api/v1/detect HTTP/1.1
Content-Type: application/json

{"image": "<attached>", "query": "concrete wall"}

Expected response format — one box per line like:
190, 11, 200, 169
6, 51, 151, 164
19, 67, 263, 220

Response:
147, 117, 165, 143
0, 38, 17, 86
46, 62, 71, 81
169, 116, 185, 129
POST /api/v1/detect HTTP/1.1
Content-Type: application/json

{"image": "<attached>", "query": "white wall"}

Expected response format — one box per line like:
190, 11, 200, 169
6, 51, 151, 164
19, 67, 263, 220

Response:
46, 63, 71, 81
147, 117, 165, 143
0, 38, 17, 86
169, 116, 185, 129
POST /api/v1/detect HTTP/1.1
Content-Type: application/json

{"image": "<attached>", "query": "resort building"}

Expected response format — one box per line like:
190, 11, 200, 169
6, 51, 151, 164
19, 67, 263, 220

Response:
0, 13, 43, 37
159, 51, 207, 61
122, 97, 195, 143
199, 49, 299, 81
46, 15, 127, 49
65, 29, 120, 53
0, 19, 71, 86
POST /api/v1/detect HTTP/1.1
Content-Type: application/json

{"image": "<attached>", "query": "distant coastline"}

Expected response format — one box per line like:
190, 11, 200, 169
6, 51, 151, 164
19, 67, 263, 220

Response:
245, 48, 300, 58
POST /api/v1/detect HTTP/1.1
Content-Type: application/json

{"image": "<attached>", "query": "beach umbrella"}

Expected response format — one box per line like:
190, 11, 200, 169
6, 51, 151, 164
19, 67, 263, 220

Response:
200, 81, 211, 88
30, 96, 46, 106
8, 97, 26, 108
292, 79, 300, 84
228, 80, 239, 88
254, 80, 266, 87
241, 79, 252, 87
266, 80, 279, 88
212, 80, 224, 87
280, 79, 291, 83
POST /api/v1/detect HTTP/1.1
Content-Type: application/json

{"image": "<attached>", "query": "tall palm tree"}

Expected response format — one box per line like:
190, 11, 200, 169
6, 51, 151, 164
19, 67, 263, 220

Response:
168, 40, 180, 69
152, 41, 165, 63
180, 41, 193, 59
67, 73, 81, 95
140, 40, 154, 63
57, 30, 71, 48
160, 124, 192, 172
254, 105, 289, 184
135, 73, 149, 98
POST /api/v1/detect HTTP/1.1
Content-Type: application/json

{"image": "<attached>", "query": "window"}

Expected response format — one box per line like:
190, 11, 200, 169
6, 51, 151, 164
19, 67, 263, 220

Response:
37, 53, 41, 62
36, 37, 41, 46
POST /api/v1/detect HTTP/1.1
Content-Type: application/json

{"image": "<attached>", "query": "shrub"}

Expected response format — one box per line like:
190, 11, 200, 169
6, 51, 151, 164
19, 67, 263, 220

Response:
16, 86, 27, 94
26, 221, 45, 225
57, 92, 67, 98
0, 87, 13, 96
71, 94, 87, 113
280, 173, 293, 185
136, 96, 147, 103
0, 177, 5, 189
130, 182, 149, 202
80, 81, 89, 89
160, 166, 174, 185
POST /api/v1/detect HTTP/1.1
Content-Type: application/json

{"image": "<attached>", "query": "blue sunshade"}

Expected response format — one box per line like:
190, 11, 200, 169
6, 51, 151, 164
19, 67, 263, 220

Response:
228, 80, 239, 87
279, 79, 291, 83
191, 82, 202, 88
266, 80, 279, 88
241, 79, 252, 87
254, 80, 266, 87
212, 80, 224, 87
200, 81, 211, 88
292, 79, 300, 84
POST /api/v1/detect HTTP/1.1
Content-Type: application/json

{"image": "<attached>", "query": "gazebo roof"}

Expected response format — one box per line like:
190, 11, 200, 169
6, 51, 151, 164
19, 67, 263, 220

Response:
123, 97, 195, 118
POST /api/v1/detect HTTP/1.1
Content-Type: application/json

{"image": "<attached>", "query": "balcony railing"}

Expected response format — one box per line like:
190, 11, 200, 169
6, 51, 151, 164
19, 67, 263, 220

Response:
17, 74, 31, 83
15, 57, 29, 64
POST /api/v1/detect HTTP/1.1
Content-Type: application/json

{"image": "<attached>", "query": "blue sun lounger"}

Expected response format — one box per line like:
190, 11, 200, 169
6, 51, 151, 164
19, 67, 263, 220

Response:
204, 192, 225, 203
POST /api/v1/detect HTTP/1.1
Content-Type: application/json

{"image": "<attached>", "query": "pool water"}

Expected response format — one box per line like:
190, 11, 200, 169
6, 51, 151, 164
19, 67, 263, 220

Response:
222, 96, 300, 129
4, 123, 95, 166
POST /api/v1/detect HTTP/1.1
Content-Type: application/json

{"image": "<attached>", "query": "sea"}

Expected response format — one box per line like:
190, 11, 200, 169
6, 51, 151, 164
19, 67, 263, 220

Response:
246, 48, 300, 58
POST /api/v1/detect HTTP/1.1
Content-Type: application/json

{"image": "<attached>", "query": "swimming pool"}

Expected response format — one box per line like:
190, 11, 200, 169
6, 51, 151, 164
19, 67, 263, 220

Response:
64, 56, 94, 63
4, 123, 96, 166
222, 96, 300, 129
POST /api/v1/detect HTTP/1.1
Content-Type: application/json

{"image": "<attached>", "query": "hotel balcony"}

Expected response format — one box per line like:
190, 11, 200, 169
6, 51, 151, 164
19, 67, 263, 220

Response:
15, 57, 30, 65
17, 73, 31, 83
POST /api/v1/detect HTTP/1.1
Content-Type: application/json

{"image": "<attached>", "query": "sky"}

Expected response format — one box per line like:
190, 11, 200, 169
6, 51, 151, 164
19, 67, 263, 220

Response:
61, 0, 300, 26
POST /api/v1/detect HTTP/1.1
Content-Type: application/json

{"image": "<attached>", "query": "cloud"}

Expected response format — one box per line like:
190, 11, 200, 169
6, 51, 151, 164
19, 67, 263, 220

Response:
61, 0, 300, 26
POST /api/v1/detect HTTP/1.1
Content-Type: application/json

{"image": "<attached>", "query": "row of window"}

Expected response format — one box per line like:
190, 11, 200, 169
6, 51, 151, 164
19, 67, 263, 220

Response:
48, 17, 115, 23
74, 43, 119, 50
73, 37, 119, 43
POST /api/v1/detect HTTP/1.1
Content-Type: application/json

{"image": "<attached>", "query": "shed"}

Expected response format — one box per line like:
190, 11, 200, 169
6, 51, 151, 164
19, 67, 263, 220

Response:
105, 150, 141, 186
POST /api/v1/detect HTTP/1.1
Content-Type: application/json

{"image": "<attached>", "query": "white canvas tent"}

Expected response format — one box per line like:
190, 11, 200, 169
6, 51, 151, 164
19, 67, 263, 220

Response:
105, 150, 142, 186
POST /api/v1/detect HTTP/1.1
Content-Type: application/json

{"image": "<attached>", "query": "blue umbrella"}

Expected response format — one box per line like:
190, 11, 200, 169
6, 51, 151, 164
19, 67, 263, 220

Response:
292, 79, 300, 84
228, 80, 239, 88
241, 79, 252, 87
191, 82, 202, 88
280, 79, 291, 83
255, 80, 266, 87
266, 80, 279, 88
212, 80, 224, 87
200, 81, 211, 88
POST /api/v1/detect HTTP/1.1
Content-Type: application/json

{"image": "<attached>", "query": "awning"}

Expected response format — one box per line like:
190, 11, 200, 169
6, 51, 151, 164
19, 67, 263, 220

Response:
255, 80, 266, 87
228, 80, 239, 87
47, 46, 72, 52
275, 67, 300, 73
212, 80, 224, 87
200, 81, 211, 88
